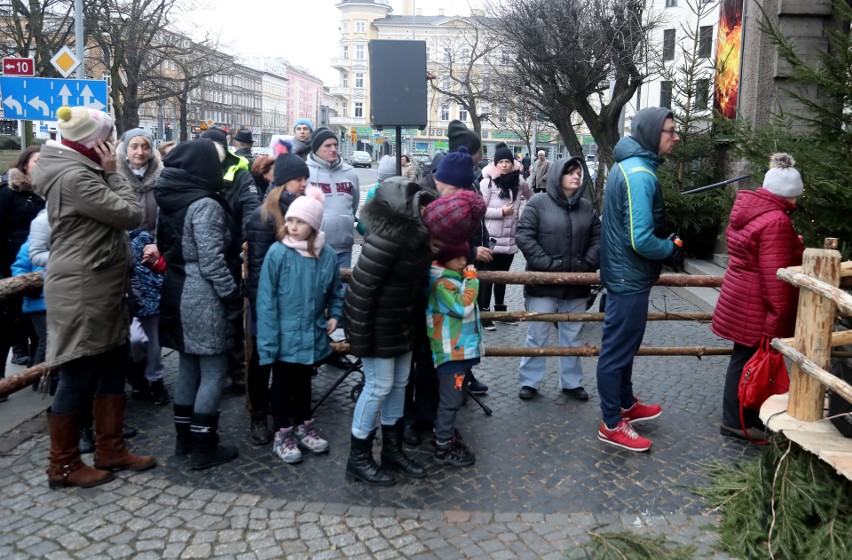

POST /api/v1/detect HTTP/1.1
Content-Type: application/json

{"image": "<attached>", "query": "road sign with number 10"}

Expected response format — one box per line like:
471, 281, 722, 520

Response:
2, 57, 35, 77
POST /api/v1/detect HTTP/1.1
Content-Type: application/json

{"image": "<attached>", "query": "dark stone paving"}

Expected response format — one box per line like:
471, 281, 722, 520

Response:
108, 257, 757, 518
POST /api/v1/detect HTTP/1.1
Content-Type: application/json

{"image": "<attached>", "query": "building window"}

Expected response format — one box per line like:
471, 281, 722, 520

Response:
342, 73, 348, 87
341, 21, 349, 33
355, 72, 364, 88
695, 78, 710, 109
499, 107, 507, 124
698, 26, 713, 59
342, 102, 348, 116
660, 81, 672, 109
665, 0, 677, 6
356, 20, 366, 33
459, 108, 468, 121
440, 105, 449, 120
663, 29, 676, 61
356, 45, 365, 60
355, 102, 363, 117
342, 45, 349, 60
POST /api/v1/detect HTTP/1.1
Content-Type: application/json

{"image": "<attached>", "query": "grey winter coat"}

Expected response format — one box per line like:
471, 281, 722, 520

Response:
516, 157, 601, 300
307, 154, 360, 254
116, 141, 163, 237
31, 142, 142, 367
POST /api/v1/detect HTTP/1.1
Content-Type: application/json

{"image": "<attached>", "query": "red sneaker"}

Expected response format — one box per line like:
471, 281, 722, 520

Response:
621, 398, 662, 424
598, 420, 652, 452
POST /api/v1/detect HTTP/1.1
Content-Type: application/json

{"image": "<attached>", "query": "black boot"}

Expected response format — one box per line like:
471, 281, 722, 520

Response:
345, 430, 396, 486
174, 404, 193, 456
190, 412, 238, 470
127, 359, 150, 400
249, 412, 272, 445
78, 427, 95, 454
381, 421, 426, 478
402, 421, 422, 446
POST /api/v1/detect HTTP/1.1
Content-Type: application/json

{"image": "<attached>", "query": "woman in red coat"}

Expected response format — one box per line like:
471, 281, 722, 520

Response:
712, 153, 805, 441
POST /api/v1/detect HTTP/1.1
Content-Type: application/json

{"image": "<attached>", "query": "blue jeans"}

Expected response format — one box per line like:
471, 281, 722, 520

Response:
336, 250, 352, 330
51, 344, 129, 415
174, 352, 228, 416
350, 353, 412, 439
518, 296, 587, 390
596, 291, 650, 427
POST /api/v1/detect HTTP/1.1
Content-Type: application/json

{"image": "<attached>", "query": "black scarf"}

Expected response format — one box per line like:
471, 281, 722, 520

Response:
494, 170, 520, 201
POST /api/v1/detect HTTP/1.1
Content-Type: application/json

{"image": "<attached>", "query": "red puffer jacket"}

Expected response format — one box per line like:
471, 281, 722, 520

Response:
712, 188, 804, 347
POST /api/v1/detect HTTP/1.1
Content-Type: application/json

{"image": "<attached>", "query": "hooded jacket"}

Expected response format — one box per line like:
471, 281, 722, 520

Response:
516, 157, 601, 299
307, 153, 360, 254
344, 177, 438, 357
11, 239, 45, 314
31, 141, 141, 367
155, 140, 240, 355
426, 263, 482, 368
599, 108, 677, 295
0, 167, 45, 277
116, 141, 163, 237
479, 160, 534, 255
712, 188, 804, 347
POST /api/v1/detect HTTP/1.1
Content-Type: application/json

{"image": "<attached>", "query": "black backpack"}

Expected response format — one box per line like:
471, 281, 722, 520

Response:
828, 359, 852, 437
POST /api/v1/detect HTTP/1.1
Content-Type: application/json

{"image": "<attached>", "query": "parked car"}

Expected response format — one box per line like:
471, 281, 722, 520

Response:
350, 151, 373, 168
412, 153, 433, 174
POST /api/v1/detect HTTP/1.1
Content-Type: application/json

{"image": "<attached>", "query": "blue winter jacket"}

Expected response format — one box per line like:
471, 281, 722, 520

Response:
11, 239, 45, 314
599, 136, 676, 295
256, 241, 344, 366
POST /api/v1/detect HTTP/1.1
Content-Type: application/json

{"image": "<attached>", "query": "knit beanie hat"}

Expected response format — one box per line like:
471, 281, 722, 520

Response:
294, 118, 314, 132
434, 146, 475, 188
493, 142, 513, 165
422, 190, 486, 244
447, 120, 481, 155
273, 153, 310, 186
122, 127, 154, 148
763, 153, 803, 198
436, 242, 469, 265
311, 127, 338, 153
285, 194, 324, 231
201, 128, 229, 149
376, 155, 397, 182
56, 106, 114, 148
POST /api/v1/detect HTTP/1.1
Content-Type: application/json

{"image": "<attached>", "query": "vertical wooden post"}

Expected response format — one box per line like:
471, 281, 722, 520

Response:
787, 247, 841, 420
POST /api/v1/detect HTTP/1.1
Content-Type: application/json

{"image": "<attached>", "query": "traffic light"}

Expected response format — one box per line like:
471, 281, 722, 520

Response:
350, 129, 357, 143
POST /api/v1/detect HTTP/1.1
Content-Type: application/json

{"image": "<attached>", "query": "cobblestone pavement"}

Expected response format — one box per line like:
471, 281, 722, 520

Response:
0, 251, 751, 559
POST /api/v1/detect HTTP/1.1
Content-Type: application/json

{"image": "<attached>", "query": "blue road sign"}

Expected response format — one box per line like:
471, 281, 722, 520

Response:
0, 77, 108, 121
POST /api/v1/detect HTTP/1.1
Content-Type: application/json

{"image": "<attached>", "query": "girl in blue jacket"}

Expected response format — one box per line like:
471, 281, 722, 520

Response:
256, 192, 344, 465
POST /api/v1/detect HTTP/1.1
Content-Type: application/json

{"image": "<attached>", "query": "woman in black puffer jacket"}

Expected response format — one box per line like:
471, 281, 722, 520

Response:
515, 156, 601, 401
243, 153, 310, 446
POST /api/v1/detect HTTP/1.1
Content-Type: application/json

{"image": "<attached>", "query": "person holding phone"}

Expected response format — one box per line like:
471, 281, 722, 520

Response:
478, 143, 534, 330
33, 106, 157, 489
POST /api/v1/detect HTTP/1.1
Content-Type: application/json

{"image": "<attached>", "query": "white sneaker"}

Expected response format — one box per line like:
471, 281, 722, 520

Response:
295, 419, 329, 454
272, 427, 302, 464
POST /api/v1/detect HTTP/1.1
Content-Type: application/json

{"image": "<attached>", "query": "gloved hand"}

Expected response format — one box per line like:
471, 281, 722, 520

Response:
223, 291, 243, 322
574, 258, 592, 273
666, 243, 685, 272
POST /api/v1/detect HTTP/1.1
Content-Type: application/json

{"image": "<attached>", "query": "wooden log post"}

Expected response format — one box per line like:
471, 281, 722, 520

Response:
787, 248, 842, 421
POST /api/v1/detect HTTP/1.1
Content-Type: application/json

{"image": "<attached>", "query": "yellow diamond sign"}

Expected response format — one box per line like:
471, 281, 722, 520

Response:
51, 46, 81, 78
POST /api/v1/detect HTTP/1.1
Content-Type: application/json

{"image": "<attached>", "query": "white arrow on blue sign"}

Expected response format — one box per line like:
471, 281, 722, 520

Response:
0, 77, 108, 121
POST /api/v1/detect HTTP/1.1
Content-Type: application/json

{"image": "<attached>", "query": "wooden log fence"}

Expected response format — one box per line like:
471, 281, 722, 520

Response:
763, 240, 852, 480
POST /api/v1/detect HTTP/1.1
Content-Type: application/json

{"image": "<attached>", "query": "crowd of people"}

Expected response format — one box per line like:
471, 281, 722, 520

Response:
0, 104, 807, 489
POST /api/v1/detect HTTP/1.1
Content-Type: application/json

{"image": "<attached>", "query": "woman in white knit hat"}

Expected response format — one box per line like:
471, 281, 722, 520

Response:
32, 106, 157, 489
711, 153, 805, 442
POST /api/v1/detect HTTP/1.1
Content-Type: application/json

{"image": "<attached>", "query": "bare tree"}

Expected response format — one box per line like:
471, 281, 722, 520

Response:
0, 0, 74, 76
491, 0, 655, 186
429, 17, 501, 135
84, 0, 231, 134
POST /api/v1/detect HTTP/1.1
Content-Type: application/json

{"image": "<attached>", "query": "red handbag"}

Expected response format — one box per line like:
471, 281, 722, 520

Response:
738, 338, 790, 443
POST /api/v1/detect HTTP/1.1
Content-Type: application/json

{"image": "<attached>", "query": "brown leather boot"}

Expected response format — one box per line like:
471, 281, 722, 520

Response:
92, 394, 157, 472
47, 412, 115, 489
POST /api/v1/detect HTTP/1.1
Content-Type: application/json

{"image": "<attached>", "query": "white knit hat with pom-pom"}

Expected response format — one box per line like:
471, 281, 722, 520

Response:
762, 153, 803, 198
56, 106, 114, 148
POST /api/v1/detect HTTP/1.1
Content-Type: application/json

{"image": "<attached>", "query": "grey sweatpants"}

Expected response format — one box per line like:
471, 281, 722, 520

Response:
434, 366, 467, 442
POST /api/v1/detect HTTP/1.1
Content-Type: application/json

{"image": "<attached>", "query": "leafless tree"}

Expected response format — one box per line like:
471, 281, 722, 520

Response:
429, 17, 502, 135
490, 0, 655, 186
0, 0, 74, 76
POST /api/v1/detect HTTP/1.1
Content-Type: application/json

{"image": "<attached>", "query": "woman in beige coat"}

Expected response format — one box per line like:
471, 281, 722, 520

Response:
32, 106, 156, 489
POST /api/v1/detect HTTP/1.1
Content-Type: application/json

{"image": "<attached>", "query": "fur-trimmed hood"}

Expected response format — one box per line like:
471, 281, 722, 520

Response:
116, 140, 163, 193
481, 159, 522, 181
361, 177, 437, 250
6, 167, 33, 193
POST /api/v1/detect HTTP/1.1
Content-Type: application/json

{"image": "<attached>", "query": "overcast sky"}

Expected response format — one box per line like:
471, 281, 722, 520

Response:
189, 0, 478, 84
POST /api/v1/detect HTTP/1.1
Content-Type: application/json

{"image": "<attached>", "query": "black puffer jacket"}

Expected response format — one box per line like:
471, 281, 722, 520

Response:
0, 168, 44, 277
516, 157, 601, 299
245, 190, 300, 307
344, 177, 438, 358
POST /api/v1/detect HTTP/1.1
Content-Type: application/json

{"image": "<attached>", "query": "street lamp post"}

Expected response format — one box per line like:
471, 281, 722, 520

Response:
157, 85, 165, 145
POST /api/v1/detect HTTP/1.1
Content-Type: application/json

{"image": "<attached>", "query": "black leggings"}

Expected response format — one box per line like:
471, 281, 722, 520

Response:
721, 343, 764, 429
270, 362, 314, 430
247, 336, 272, 415
477, 252, 515, 310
